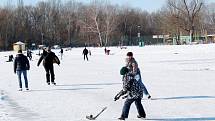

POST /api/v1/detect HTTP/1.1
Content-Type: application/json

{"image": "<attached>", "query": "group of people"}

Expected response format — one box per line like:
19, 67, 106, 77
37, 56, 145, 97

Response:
13, 47, 150, 120
104, 47, 111, 55
6, 55, 14, 62
14, 47, 60, 90
115, 52, 151, 120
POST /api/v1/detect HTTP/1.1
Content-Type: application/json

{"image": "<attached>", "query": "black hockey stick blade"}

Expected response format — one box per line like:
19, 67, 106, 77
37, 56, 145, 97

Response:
86, 115, 96, 120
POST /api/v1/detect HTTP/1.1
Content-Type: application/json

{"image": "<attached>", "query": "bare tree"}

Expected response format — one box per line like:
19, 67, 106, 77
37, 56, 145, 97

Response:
0, 0, 214, 50
103, 1, 118, 46
167, 0, 204, 42
78, 0, 104, 46
206, 3, 215, 32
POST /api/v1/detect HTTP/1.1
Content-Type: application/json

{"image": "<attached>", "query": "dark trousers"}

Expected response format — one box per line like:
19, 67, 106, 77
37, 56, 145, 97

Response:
44, 64, 55, 83
121, 98, 146, 118
84, 54, 88, 61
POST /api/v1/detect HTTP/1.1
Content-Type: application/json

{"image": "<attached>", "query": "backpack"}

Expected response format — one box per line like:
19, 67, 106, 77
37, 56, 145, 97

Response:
53, 56, 60, 64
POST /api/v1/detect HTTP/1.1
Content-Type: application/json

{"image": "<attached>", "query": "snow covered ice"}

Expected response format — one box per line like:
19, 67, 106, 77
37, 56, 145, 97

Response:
0, 44, 215, 121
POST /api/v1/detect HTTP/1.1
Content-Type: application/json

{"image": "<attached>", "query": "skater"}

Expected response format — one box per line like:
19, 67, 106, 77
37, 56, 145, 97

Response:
114, 67, 146, 120
6, 55, 14, 62
89, 49, 91, 56
60, 48, 63, 60
125, 52, 151, 99
14, 50, 30, 91
37, 47, 60, 85
82, 47, 89, 61
104, 47, 110, 55
27, 50, 32, 60
104, 47, 107, 54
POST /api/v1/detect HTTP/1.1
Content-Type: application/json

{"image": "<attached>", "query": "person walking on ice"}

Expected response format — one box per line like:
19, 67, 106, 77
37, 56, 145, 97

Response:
82, 47, 89, 61
37, 47, 60, 85
114, 67, 146, 120
60, 48, 63, 60
125, 52, 151, 99
14, 50, 30, 91
27, 49, 32, 60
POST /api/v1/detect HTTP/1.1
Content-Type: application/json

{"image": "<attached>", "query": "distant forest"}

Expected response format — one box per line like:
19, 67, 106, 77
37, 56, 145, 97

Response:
0, 0, 214, 50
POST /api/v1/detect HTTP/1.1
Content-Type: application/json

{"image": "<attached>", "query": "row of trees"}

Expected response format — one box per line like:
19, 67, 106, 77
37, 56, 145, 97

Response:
0, 0, 214, 50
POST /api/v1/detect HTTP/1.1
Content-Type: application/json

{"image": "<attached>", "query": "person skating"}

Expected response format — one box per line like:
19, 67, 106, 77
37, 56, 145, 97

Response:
114, 67, 146, 120
125, 52, 151, 99
83, 47, 89, 61
14, 50, 30, 91
60, 48, 63, 60
37, 47, 60, 85
27, 49, 32, 60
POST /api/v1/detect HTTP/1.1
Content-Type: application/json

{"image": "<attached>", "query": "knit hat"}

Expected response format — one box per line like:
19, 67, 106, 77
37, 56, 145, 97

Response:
120, 67, 129, 75
126, 52, 133, 57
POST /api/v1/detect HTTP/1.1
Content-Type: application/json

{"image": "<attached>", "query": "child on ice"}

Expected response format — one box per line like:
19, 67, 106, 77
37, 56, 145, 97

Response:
114, 67, 146, 120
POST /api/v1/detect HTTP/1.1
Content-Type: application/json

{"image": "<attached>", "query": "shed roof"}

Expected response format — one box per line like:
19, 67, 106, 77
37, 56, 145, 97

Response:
14, 41, 25, 45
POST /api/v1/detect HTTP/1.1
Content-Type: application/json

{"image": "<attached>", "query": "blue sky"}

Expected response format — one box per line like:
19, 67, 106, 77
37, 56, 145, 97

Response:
1, 0, 215, 12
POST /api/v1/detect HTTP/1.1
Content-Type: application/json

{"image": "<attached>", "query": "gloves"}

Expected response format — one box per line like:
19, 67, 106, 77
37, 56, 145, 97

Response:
114, 90, 126, 101
122, 95, 128, 99
114, 95, 120, 101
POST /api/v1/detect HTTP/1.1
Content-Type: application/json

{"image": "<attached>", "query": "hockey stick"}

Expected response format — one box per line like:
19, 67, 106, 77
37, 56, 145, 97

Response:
86, 90, 126, 120
86, 107, 107, 120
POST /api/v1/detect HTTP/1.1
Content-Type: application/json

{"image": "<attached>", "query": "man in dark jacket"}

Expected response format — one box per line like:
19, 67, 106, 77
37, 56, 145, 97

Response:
114, 67, 146, 120
14, 50, 30, 91
83, 47, 89, 61
37, 47, 60, 85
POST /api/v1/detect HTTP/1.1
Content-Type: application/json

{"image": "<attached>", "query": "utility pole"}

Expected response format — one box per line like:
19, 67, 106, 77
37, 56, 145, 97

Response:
138, 25, 141, 46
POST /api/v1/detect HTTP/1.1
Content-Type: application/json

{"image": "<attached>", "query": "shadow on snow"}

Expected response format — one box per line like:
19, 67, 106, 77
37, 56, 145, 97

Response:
55, 82, 121, 87
28, 83, 121, 92
29, 87, 103, 92
152, 96, 215, 100
146, 117, 215, 121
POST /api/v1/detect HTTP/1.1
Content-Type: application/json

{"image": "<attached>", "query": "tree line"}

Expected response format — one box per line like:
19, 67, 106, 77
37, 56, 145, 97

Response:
0, 0, 214, 50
